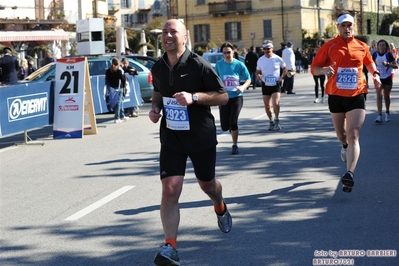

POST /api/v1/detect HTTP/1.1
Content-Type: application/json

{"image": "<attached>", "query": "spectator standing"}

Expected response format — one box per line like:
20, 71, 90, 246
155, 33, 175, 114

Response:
245, 46, 259, 89
215, 42, 251, 155
282, 41, 296, 94
233, 44, 239, 60
18, 58, 29, 80
301, 48, 310, 73
0, 47, 19, 84
255, 41, 287, 131
149, 19, 231, 266
27, 57, 37, 75
105, 57, 129, 123
41, 50, 56, 67
120, 57, 140, 117
372, 39, 398, 123
241, 48, 247, 57
312, 45, 325, 103
295, 48, 303, 73
275, 42, 286, 57
311, 11, 381, 193
125, 47, 133, 55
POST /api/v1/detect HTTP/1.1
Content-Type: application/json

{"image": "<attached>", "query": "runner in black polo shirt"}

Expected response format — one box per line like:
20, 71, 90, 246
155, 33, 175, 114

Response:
149, 19, 232, 266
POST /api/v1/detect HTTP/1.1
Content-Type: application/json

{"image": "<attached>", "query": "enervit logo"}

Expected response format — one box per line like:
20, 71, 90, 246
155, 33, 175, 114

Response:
8, 92, 48, 121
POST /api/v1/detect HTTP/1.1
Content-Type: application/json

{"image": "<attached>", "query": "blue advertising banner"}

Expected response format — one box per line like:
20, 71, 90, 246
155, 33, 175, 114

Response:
0, 82, 53, 138
90, 75, 143, 114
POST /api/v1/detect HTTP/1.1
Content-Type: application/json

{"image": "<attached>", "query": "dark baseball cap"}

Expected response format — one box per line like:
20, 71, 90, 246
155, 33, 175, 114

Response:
280, 42, 287, 46
287, 41, 293, 47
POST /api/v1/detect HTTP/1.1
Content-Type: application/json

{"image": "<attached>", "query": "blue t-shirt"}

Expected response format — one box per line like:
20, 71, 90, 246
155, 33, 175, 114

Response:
215, 58, 251, 98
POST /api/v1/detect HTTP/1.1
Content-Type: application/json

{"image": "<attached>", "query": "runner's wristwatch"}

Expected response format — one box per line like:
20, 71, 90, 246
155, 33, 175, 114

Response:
373, 71, 380, 77
192, 93, 198, 104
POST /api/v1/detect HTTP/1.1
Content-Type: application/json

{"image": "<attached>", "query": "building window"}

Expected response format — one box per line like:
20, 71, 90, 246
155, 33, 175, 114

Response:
121, 0, 131, 8
196, 0, 206, 5
121, 14, 130, 27
225, 22, 241, 41
137, 13, 148, 24
263, 20, 272, 38
154, 0, 161, 9
153, 13, 163, 18
108, 0, 114, 10
194, 24, 210, 43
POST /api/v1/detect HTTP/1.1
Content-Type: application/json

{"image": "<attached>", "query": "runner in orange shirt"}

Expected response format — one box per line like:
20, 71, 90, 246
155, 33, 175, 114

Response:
311, 11, 382, 193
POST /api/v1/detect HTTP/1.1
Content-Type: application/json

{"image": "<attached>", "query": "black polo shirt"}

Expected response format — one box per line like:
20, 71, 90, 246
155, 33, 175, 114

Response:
152, 49, 226, 153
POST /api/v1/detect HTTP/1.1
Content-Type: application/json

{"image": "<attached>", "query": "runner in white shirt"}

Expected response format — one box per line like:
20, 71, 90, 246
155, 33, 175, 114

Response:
256, 40, 287, 130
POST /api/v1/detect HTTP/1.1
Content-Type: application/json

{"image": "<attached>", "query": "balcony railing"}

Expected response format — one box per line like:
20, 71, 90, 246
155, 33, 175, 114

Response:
208, 1, 252, 15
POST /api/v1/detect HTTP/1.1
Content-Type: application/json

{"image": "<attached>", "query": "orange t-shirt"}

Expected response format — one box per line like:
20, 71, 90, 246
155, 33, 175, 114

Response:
311, 36, 373, 97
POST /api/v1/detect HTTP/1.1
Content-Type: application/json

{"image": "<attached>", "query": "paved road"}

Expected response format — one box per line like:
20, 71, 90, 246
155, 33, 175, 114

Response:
1, 72, 398, 266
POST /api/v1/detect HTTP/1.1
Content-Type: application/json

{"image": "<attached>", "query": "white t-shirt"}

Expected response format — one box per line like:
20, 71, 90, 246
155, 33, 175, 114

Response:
256, 54, 286, 86
282, 47, 295, 70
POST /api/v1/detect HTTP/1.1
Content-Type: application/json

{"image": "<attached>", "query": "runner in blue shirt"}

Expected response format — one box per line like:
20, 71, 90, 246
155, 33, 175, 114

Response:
215, 42, 251, 155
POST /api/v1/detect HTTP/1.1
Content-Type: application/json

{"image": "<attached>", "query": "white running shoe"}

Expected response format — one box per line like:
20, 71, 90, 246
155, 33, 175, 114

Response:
321, 96, 325, 103
314, 98, 320, 103
385, 113, 391, 122
268, 121, 275, 131
375, 114, 382, 123
114, 119, 122, 124
274, 118, 281, 130
123, 116, 129, 121
154, 244, 180, 265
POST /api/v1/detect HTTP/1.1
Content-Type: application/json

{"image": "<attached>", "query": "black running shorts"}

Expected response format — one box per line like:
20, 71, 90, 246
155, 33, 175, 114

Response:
159, 145, 216, 182
381, 75, 393, 86
261, 83, 281, 96
328, 94, 366, 113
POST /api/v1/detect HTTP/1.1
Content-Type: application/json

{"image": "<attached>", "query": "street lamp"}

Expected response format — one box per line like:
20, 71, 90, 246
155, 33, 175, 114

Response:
150, 29, 162, 58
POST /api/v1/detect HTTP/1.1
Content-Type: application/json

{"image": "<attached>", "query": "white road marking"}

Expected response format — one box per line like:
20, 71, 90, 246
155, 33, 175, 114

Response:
253, 114, 266, 120
65, 186, 135, 221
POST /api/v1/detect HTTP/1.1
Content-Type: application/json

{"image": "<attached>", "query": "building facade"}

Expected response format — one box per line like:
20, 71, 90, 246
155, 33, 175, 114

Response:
106, 0, 168, 30
0, 0, 110, 59
1, 0, 397, 60
169, 0, 397, 51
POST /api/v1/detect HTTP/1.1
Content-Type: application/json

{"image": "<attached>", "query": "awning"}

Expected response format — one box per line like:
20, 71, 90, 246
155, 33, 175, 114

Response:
0, 30, 71, 42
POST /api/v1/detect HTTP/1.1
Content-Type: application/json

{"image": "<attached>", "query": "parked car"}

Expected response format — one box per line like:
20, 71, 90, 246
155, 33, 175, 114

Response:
91, 56, 153, 101
125, 55, 158, 70
22, 56, 154, 101
202, 52, 246, 68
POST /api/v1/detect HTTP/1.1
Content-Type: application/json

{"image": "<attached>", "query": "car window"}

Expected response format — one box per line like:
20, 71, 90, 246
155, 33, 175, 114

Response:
208, 55, 223, 64
129, 60, 144, 72
46, 70, 56, 81
134, 58, 154, 70
88, 61, 109, 76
